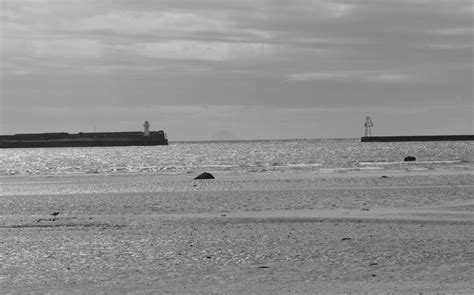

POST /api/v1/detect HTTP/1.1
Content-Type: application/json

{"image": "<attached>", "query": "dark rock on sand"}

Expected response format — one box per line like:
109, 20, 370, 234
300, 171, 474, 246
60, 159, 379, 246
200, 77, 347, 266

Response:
194, 172, 215, 180
381, 175, 389, 178
404, 156, 416, 161
341, 237, 352, 241
51, 212, 60, 216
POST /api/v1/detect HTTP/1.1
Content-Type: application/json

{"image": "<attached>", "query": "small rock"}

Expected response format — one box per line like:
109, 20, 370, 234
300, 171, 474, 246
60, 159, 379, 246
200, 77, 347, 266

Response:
51, 212, 60, 216
381, 175, 389, 178
371, 274, 377, 277
206, 256, 212, 259
404, 156, 416, 162
258, 266, 269, 269
369, 263, 378, 266
341, 237, 352, 241
194, 172, 215, 180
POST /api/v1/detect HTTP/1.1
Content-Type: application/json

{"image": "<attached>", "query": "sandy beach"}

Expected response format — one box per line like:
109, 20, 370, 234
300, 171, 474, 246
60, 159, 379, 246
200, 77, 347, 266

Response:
0, 170, 473, 294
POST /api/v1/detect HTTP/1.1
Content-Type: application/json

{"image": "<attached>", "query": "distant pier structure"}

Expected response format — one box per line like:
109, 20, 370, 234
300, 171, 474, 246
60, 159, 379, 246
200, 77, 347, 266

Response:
360, 116, 473, 142
0, 121, 168, 148
362, 135, 474, 142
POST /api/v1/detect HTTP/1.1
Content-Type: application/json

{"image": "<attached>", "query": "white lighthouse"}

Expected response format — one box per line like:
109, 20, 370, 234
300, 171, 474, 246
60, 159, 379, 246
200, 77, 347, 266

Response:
143, 121, 150, 137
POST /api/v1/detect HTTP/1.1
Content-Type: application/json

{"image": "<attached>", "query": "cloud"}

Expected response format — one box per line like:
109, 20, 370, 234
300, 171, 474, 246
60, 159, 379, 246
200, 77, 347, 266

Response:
287, 71, 413, 83
428, 43, 472, 50
60, 1, 356, 45
1, 0, 106, 74
260, 0, 355, 19
115, 41, 274, 61
68, 11, 233, 36
1, 0, 472, 139
433, 27, 474, 36
31, 39, 103, 59
1, 38, 104, 75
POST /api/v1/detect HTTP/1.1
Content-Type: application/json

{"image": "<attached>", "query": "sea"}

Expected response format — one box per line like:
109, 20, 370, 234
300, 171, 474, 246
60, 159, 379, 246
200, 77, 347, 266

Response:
0, 138, 472, 177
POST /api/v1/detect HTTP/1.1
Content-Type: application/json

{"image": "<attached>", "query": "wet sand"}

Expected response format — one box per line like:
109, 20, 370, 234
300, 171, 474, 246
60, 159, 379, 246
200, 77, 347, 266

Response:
0, 171, 473, 294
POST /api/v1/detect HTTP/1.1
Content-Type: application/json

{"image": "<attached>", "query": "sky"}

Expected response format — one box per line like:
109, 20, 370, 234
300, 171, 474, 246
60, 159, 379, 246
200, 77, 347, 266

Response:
0, 0, 472, 140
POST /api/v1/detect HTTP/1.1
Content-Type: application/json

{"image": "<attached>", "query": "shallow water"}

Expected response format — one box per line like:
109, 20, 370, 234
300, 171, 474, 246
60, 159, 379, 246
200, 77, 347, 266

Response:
0, 139, 472, 176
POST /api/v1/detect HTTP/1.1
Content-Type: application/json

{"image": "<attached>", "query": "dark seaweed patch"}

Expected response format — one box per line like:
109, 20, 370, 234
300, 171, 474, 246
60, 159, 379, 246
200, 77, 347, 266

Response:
0, 223, 126, 229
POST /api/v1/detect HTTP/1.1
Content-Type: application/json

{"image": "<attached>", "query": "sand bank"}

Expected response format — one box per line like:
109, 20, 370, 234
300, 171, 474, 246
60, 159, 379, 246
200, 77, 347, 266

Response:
0, 171, 472, 293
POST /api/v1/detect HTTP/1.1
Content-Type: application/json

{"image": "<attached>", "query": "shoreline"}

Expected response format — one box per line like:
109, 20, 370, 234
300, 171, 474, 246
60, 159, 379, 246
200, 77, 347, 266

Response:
1, 167, 472, 180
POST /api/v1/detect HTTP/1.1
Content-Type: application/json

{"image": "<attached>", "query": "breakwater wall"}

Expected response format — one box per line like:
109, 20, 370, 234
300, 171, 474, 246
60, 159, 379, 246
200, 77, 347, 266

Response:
0, 138, 168, 148
0, 131, 168, 148
361, 135, 474, 142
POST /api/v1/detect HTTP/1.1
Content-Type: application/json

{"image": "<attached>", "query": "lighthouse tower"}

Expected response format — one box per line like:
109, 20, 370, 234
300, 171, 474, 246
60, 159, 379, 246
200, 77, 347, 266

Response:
143, 121, 150, 137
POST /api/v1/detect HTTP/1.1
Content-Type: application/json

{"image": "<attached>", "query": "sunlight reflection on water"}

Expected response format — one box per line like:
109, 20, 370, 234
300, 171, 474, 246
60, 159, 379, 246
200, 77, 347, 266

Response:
0, 139, 472, 176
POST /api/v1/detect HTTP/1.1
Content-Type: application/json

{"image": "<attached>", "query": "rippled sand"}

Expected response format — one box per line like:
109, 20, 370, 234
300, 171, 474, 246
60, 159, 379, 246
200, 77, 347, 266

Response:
1, 171, 473, 294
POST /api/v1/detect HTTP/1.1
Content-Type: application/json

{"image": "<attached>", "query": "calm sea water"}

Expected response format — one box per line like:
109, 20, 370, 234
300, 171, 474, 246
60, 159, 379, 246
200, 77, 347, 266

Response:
0, 139, 472, 176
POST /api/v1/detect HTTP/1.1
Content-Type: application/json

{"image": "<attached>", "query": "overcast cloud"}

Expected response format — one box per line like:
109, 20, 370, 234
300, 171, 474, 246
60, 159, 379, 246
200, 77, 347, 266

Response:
1, 0, 472, 140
